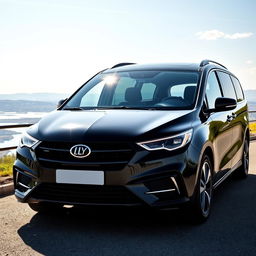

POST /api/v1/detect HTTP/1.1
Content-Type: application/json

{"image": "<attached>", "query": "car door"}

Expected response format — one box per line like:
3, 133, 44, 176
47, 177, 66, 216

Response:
205, 71, 233, 179
229, 75, 248, 168
216, 71, 246, 171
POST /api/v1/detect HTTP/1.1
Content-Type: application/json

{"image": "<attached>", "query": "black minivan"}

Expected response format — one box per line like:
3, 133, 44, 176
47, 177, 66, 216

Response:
14, 60, 249, 221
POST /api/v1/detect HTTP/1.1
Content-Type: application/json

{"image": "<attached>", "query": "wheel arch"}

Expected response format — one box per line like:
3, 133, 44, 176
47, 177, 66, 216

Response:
204, 146, 214, 170
187, 142, 215, 198
198, 142, 215, 171
245, 127, 250, 144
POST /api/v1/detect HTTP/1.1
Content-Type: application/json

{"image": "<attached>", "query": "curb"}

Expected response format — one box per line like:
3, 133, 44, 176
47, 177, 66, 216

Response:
0, 183, 14, 197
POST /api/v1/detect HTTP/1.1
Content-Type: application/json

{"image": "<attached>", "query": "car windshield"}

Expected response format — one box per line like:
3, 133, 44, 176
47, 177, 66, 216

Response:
63, 70, 200, 110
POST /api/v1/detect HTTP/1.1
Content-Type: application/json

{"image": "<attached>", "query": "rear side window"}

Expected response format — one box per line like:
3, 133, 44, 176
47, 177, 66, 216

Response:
217, 71, 237, 100
231, 76, 244, 102
205, 72, 222, 109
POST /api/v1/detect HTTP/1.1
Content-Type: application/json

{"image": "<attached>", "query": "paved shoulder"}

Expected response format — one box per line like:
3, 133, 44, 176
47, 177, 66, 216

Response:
249, 141, 256, 174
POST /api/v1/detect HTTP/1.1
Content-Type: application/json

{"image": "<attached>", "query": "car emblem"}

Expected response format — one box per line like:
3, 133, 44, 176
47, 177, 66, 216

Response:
70, 144, 91, 158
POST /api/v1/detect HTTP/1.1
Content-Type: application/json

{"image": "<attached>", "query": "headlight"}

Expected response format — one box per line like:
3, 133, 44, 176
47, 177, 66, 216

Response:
137, 129, 193, 151
20, 132, 39, 148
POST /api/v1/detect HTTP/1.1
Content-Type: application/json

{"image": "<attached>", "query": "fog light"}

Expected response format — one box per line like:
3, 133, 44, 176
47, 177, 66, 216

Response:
16, 171, 33, 193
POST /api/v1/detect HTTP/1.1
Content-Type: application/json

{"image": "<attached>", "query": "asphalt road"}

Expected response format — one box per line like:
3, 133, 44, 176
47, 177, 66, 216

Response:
1, 142, 256, 256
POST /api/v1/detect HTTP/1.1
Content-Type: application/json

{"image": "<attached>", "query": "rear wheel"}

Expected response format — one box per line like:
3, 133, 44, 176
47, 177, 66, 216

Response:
186, 154, 213, 222
28, 202, 63, 213
233, 139, 249, 179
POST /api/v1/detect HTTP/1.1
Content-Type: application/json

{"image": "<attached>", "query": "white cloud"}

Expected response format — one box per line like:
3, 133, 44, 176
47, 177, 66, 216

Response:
196, 30, 225, 40
196, 30, 253, 40
246, 60, 253, 64
225, 32, 253, 39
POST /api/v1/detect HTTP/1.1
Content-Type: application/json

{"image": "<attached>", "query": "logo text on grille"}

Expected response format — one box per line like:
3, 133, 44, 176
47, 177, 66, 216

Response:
70, 144, 91, 158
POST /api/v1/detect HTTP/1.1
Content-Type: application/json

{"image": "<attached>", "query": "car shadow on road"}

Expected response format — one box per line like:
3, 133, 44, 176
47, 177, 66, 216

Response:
18, 174, 256, 256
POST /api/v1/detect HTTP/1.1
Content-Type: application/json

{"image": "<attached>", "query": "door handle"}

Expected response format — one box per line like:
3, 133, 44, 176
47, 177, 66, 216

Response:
227, 113, 236, 122
231, 113, 237, 119
227, 115, 233, 122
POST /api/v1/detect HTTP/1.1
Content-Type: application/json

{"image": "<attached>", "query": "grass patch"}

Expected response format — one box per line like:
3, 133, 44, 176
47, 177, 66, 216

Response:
249, 122, 256, 134
0, 154, 15, 177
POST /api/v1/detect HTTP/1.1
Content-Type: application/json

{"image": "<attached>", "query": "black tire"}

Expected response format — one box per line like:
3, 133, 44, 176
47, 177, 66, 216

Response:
186, 154, 213, 223
233, 139, 249, 179
28, 202, 63, 213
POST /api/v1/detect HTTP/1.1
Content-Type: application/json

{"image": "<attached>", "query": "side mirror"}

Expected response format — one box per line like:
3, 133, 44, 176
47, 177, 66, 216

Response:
57, 98, 67, 108
214, 97, 237, 112
204, 97, 237, 113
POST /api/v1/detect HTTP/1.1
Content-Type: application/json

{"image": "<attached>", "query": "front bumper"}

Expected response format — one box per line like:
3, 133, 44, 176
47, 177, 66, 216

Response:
13, 143, 200, 208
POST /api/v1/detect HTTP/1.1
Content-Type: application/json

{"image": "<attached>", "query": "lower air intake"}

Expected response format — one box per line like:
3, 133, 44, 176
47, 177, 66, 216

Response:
30, 183, 142, 206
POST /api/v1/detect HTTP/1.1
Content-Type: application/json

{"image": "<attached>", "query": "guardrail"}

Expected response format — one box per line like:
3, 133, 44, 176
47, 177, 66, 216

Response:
0, 124, 33, 152
249, 111, 256, 140
249, 110, 256, 122
0, 111, 256, 153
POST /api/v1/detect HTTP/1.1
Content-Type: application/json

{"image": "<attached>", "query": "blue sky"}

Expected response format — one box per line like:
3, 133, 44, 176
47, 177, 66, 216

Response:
0, 0, 256, 94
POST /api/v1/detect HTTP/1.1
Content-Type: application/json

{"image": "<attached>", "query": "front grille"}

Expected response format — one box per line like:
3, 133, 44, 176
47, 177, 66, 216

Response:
30, 183, 142, 205
35, 141, 134, 170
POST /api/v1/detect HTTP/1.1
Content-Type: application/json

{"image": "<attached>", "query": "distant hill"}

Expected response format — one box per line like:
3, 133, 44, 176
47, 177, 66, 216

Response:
0, 93, 69, 103
248, 101, 256, 111
0, 100, 56, 113
0, 90, 255, 102
0, 90, 255, 113
244, 90, 256, 103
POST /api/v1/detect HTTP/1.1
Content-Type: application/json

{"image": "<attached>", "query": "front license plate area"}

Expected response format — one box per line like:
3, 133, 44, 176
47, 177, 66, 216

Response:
56, 170, 104, 185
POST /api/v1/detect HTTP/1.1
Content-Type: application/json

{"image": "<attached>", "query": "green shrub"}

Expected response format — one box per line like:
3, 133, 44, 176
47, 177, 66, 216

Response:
249, 122, 256, 134
0, 154, 15, 177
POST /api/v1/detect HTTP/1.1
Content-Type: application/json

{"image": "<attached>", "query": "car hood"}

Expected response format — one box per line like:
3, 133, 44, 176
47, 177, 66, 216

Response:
28, 109, 194, 142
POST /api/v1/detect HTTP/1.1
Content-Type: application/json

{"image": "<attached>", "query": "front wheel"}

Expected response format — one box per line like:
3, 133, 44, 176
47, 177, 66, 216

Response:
186, 155, 213, 222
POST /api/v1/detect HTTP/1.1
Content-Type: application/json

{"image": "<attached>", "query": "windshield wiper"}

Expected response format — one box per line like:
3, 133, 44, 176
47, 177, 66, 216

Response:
109, 106, 133, 109
62, 107, 84, 111
95, 106, 158, 110
99, 106, 143, 110
62, 106, 165, 111
110, 106, 158, 110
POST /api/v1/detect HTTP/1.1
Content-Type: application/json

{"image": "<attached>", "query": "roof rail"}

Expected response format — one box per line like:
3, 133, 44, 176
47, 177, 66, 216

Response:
111, 62, 136, 69
200, 59, 227, 69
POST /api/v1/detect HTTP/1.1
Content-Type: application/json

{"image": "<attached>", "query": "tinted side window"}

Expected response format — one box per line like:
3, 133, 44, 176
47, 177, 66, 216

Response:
205, 72, 222, 109
231, 76, 244, 102
217, 71, 237, 100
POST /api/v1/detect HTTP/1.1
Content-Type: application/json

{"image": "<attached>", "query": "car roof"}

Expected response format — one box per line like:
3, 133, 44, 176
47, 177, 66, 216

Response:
103, 63, 201, 73
102, 62, 231, 74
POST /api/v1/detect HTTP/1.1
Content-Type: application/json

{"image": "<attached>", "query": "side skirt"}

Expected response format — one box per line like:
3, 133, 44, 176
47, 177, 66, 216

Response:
213, 160, 242, 189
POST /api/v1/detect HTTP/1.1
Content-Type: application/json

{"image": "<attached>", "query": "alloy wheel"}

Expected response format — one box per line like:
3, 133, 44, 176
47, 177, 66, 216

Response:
199, 160, 212, 216
243, 141, 249, 175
